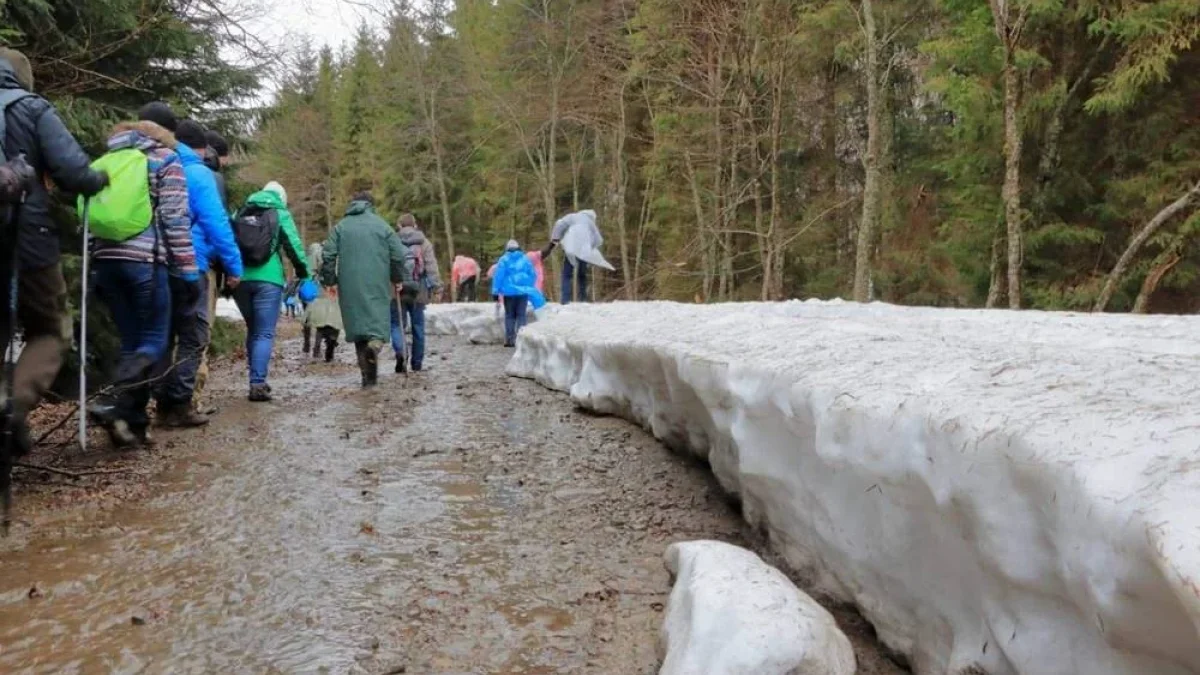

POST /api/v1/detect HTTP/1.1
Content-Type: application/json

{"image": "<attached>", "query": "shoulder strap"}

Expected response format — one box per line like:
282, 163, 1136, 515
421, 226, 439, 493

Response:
0, 89, 35, 159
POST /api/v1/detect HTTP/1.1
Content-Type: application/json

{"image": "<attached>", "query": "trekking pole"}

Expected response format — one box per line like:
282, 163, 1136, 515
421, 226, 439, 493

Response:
2, 201, 22, 534
78, 198, 89, 452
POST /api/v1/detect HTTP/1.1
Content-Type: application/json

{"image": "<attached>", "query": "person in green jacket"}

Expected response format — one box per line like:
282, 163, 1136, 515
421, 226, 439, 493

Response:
320, 191, 413, 388
232, 181, 309, 401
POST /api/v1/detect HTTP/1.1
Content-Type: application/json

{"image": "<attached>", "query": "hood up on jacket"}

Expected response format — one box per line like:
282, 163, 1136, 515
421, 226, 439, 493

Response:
107, 120, 178, 153
399, 224, 426, 247
246, 187, 287, 210
0, 49, 33, 90
344, 199, 374, 217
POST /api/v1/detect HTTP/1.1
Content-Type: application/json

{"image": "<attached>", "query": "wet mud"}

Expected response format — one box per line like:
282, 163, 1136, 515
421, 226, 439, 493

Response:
0, 330, 903, 674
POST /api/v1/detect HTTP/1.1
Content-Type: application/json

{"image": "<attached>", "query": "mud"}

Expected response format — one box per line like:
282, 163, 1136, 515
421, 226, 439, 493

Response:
0, 330, 904, 674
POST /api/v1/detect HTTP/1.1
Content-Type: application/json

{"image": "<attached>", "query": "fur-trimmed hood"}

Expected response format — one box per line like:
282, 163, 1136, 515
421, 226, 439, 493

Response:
107, 120, 178, 153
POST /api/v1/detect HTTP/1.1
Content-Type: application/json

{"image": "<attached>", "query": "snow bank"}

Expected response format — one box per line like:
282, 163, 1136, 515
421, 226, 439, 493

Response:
214, 298, 242, 322
661, 540, 855, 675
426, 302, 559, 345
507, 301, 1200, 675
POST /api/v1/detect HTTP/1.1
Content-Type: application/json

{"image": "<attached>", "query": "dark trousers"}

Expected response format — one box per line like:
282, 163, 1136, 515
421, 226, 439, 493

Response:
152, 274, 209, 407
93, 260, 171, 427
503, 295, 528, 346
0, 261, 69, 417
458, 277, 477, 303
561, 259, 589, 304
314, 326, 339, 362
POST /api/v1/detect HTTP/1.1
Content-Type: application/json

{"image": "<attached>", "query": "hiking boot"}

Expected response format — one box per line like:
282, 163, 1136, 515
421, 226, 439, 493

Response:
395, 357, 407, 374
157, 403, 210, 428
248, 384, 273, 402
106, 420, 143, 449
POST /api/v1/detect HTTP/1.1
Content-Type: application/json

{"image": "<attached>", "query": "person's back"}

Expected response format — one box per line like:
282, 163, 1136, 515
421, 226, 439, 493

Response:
0, 49, 107, 456
321, 194, 410, 386
494, 249, 538, 297
231, 181, 308, 401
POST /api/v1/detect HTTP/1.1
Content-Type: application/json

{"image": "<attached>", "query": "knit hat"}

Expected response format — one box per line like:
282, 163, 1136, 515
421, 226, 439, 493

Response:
138, 101, 178, 132
0, 48, 33, 90
505, 239, 521, 252
264, 181, 288, 206
204, 129, 229, 157
175, 119, 207, 150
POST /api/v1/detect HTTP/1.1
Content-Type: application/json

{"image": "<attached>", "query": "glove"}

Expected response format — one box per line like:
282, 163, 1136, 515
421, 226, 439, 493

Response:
169, 275, 203, 309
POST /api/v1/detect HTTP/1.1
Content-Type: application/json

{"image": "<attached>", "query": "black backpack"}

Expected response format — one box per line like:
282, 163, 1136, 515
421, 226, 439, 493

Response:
232, 204, 280, 267
0, 89, 37, 207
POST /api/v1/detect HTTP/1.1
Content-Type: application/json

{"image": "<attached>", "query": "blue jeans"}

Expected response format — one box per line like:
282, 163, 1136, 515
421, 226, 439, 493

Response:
93, 260, 171, 424
233, 281, 282, 386
153, 274, 209, 406
390, 299, 405, 356
503, 295, 528, 345
401, 300, 426, 370
561, 258, 589, 304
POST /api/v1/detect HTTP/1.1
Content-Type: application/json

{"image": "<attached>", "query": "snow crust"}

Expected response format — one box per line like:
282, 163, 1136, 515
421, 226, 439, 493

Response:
507, 300, 1200, 675
426, 302, 557, 345
661, 540, 855, 675
214, 298, 243, 321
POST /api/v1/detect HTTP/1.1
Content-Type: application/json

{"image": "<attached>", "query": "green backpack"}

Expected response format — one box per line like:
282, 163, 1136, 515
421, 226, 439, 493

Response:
78, 148, 152, 241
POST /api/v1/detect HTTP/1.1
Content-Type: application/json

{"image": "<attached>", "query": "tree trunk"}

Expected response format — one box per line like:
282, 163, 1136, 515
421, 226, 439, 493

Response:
426, 90, 455, 278
854, 0, 882, 303
986, 232, 1005, 308
1094, 182, 1200, 312
1132, 248, 1183, 314
1001, 53, 1024, 309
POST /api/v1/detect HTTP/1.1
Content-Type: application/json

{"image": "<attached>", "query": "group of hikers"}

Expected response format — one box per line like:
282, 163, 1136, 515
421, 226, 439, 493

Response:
0, 46, 602, 461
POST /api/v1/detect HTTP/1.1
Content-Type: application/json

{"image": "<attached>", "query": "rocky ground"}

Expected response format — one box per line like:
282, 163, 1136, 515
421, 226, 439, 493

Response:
0, 325, 904, 674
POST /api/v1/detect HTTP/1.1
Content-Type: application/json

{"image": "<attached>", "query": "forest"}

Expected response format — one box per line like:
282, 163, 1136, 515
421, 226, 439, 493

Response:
3, 0, 1200, 312
248, 0, 1200, 311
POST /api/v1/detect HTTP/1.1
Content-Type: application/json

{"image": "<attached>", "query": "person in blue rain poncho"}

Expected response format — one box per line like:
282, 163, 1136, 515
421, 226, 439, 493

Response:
491, 240, 545, 347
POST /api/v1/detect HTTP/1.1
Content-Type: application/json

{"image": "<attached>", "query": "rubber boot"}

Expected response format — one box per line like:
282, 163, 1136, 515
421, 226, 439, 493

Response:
302, 325, 312, 355
324, 339, 337, 363
356, 342, 379, 388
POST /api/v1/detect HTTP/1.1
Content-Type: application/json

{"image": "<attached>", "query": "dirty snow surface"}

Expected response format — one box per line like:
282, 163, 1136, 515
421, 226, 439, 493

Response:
427, 302, 558, 345
661, 540, 855, 675
507, 300, 1200, 675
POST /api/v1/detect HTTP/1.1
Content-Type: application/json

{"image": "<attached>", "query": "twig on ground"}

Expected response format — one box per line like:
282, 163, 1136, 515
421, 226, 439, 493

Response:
14, 462, 137, 479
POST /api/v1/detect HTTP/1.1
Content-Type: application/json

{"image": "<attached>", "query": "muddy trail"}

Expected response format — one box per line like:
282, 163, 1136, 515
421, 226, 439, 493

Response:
0, 331, 903, 674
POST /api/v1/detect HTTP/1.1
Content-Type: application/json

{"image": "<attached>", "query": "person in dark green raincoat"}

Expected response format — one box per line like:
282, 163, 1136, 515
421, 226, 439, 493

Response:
320, 192, 414, 387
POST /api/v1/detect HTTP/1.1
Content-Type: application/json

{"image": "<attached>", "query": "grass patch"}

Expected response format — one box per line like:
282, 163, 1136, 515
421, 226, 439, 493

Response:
209, 317, 245, 358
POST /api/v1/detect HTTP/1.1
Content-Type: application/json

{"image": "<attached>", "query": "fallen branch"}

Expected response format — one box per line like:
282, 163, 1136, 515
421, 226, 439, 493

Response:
13, 462, 137, 480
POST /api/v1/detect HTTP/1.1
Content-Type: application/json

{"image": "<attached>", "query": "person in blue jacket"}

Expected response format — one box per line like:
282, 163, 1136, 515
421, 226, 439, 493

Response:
492, 240, 544, 347
140, 110, 244, 427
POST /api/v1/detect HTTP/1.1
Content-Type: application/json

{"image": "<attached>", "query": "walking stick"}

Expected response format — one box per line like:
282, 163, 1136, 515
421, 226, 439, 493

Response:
78, 198, 90, 452
1, 202, 19, 533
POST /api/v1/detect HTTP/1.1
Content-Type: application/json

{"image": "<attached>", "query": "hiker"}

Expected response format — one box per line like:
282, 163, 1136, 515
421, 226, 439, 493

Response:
451, 255, 480, 302
193, 128, 231, 413
321, 192, 413, 388
492, 240, 539, 348
395, 213, 441, 373
231, 181, 308, 402
87, 118, 198, 447
146, 116, 242, 428
543, 210, 603, 304
302, 242, 324, 354
0, 48, 109, 456
305, 285, 343, 363
526, 248, 546, 293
